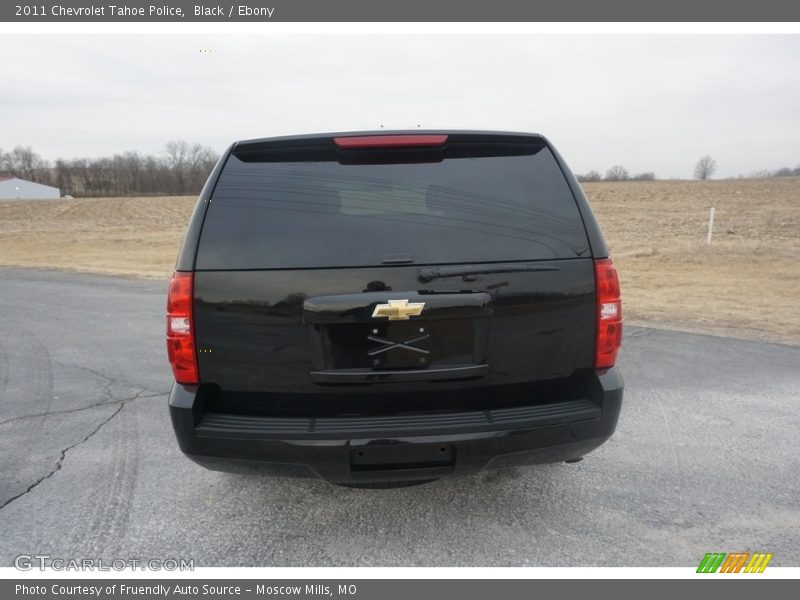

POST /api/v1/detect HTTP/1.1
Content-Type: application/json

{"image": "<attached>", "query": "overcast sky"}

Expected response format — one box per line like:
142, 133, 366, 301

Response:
1, 34, 798, 178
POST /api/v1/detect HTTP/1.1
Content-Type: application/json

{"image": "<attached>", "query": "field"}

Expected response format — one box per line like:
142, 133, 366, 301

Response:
585, 178, 800, 344
0, 178, 798, 344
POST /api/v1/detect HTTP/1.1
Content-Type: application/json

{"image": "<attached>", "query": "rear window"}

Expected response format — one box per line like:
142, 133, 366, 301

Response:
195, 142, 589, 270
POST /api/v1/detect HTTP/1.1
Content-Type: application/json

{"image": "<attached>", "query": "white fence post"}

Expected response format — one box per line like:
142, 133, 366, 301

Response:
707, 207, 716, 245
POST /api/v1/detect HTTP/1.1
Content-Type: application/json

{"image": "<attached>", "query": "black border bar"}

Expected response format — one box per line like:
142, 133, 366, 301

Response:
4, 0, 800, 22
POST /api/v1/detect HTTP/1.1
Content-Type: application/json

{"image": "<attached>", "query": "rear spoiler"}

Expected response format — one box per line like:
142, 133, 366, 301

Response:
232, 131, 548, 163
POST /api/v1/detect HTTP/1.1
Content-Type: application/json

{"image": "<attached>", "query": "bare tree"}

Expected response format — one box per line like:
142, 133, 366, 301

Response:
55, 159, 73, 195
86, 157, 115, 196
165, 140, 218, 194
114, 151, 145, 195
165, 140, 190, 194
143, 154, 167, 194
2, 146, 49, 182
605, 165, 629, 181
694, 155, 717, 180
184, 144, 218, 192
577, 170, 602, 182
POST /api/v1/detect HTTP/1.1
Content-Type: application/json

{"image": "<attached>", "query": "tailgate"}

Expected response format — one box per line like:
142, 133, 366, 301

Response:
193, 259, 595, 397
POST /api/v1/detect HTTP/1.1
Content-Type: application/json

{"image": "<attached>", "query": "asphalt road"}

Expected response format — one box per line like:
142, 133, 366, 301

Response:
0, 267, 798, 567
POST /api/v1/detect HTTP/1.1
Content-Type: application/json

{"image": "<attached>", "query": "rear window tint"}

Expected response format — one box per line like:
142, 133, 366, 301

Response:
196, 145, 589, 269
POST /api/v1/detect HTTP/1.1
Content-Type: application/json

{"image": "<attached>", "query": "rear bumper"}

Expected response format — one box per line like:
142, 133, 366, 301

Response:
169, 369, 623, 484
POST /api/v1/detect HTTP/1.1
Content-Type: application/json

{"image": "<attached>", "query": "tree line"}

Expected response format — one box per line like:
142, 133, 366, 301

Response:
577, 167, 655, 182
0, 141, 219, 197
577, 155, 800, 182
2, 145, 798, 194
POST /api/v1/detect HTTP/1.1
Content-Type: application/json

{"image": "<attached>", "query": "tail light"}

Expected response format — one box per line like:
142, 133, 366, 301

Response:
166, 271, 198, 384
594, 258, 623, 369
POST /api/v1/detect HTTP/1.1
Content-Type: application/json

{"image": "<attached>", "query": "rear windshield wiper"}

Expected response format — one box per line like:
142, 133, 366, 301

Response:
418, 264, 560, 283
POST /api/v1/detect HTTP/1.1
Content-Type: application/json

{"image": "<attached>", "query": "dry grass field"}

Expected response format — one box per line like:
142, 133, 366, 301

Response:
0, 178, 798, 344
583, 178, 800, 345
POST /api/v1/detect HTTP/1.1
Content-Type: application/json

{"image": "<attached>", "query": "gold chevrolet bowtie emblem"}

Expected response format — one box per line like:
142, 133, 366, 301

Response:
372, 299, 425, 320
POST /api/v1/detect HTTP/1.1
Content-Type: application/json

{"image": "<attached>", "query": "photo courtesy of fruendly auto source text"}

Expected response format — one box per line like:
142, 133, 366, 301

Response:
0, 1, 799, 598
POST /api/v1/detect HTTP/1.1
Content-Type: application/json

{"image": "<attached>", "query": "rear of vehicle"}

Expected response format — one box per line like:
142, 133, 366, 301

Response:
167, 131, 623, 484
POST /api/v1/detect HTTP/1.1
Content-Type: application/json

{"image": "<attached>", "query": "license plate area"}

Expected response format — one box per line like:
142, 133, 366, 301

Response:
304, 291, 491, 378
321, 319, 484, 370
350, 443, 455, 472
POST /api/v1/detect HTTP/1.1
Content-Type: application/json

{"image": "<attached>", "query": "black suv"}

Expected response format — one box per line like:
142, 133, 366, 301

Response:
167, 131, 623, 485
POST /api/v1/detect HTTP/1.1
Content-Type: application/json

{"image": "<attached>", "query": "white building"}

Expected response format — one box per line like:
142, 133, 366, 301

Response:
0, 176, 61, 200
